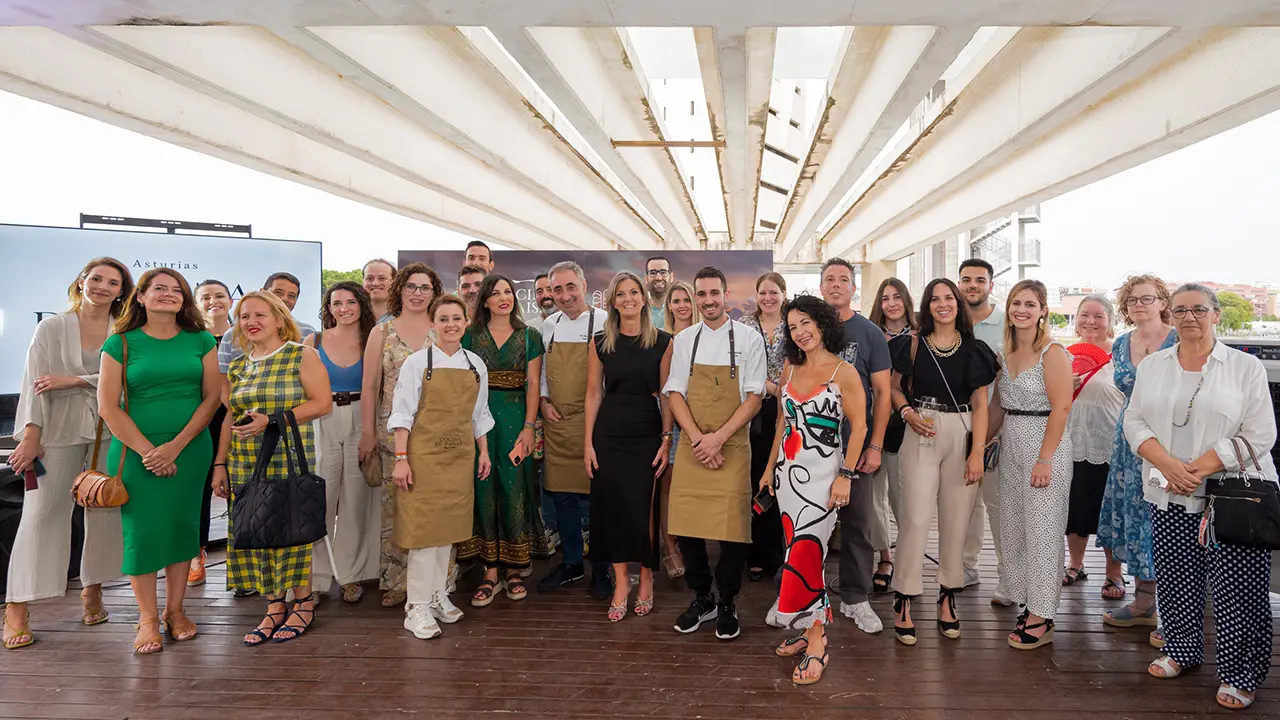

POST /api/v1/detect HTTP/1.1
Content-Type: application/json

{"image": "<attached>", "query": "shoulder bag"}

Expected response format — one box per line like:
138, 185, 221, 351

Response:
920, 336, 1000, 471
230, 409, 328, 549
72, 336, 130, 509
1203, 436, 1280, 550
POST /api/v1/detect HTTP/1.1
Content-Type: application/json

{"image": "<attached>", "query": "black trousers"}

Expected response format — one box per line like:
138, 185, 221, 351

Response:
747, 396, 784, 575
678, 536, 747, 603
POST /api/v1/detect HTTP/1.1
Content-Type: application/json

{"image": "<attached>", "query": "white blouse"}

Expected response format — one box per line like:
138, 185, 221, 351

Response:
387, 345, 495, 438
1067, 360, 1125, 465
662, 319, 768, 403
1124, 341, 1278, 512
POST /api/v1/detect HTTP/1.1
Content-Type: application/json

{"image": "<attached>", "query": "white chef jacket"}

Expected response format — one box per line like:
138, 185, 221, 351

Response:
388, 345, 495, 438
538, 307, 607, 397
662, 319, 767, 404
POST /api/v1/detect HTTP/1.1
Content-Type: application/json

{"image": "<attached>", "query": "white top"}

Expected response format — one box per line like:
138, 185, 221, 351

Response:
1124, 341, 1278, 512
662, 319, 768, 403
12, 312, 106, 447
1067, 360, 1125, 465
387, 345, 495, 438
538, 307, 607, 397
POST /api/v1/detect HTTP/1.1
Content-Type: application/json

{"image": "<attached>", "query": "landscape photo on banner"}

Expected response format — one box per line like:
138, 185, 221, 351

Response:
398, 250, 774, 323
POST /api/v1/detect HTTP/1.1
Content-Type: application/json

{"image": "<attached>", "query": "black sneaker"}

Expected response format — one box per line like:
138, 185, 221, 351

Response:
537, 563, 585, 591
674, 595, 718, 634
590, 566, 612, 600
715, 600, 741, 640
233, 589, 259, 598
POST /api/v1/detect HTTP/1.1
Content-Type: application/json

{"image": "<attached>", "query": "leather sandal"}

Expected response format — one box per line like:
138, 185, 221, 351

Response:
161, 608, 199, 642
504, 574, 528, 601
893, 592, 917, 646
1101, 577, 1127, 600
633, 593, 654, 617
937, 587, 961, 639
1103, 585, 1158, 627
1008, 617, 1054, 649
872, 561, 894, 594
380, 590, 407, 608
791, 634, 829, 686
1148, 655, 1185, 679
3, 607, 33, 650
133, 618, 163, 654
663, 554, 685, 580
340, 583, 364, 604
1062, 566, 1088, 586
244, 598, 288, 646
1217, 684, 1255, 710
775, 633, 809, 657
271, 594, 315, 642
471, 578, 501, 608
81, 587, 109, 626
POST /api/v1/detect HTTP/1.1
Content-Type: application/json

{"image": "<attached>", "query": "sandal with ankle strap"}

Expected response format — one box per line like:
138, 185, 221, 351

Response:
633, 593, 654, 617
271, 594, 315, 643
775, 633, 809, 657
133, 618, 163, 654
1062, 566, 1088, 586
937, 587, 961, 639
791, 634, 830, 686
162, 608, 199, 642
80, 588, 109, 626
3, 609, 34, 650
893, 592, 916, 646
872, 561, 894, 594
1104, 585, 1158, 627
1009, 617, 1054, 649
504, 574, 528, 602
244, 598, 288, 647
471, 578, 502, 608
1101, 577, 1127, 600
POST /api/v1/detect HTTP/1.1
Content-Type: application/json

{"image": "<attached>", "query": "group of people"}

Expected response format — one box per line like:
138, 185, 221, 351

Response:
2, 246, 1274, 708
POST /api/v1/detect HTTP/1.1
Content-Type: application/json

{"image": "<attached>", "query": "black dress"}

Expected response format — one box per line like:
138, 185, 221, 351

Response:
589, 331, 672, 569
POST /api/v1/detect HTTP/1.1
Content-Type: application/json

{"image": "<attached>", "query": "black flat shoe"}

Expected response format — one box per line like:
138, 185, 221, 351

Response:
893, 592, 916, 646
937, 587, 960, 639
748, 568, 764, 582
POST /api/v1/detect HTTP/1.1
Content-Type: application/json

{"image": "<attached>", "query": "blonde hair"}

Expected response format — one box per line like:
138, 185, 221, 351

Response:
232, 291, 301, 351
663, 280, 701, 332
1116, 273, 1172, 325
1004, 279, 1051, 354
601, 271, 658, 354
68, 257, 133, 317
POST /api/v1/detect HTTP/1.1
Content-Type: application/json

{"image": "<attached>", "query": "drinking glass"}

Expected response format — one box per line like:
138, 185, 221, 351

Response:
916, 396, 940, 448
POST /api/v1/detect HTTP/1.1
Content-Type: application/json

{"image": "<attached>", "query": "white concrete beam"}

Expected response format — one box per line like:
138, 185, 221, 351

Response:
775, 25, 972, 262
825, 26, 1206, 258
695, 27, 775, 247
856, 27, 1280, 261
0, 27, 560, 250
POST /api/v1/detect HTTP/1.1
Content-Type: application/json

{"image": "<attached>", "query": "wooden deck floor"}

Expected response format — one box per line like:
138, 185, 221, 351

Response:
2, 532, 1277, 720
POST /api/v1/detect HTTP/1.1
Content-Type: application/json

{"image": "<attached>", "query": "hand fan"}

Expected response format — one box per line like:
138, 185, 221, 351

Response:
1066, 342, 1110, 374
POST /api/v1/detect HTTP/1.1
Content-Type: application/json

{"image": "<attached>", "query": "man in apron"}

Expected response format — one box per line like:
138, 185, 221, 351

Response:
664, 266, 767, 640
535, 261, 612, 599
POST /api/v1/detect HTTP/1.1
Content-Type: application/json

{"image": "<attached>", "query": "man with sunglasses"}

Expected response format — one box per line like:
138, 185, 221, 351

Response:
645, 256, 673, 329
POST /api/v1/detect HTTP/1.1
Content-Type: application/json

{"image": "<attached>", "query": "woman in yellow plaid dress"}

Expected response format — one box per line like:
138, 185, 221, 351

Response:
212, 292, 333, 646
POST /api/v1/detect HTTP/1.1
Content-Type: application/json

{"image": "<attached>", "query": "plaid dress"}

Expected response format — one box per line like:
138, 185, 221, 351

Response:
225, 342, 315, 596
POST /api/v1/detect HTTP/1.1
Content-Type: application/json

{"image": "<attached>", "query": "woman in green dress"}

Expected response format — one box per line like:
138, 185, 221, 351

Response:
212, 291, 332, 646
459, 275, 544, 606
97, 269, 222, 654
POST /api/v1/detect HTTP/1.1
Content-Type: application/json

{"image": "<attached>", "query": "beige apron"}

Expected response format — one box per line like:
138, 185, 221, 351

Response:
394, 348, 479, 549
541, 311, 595, 494
668, 324, 753, 543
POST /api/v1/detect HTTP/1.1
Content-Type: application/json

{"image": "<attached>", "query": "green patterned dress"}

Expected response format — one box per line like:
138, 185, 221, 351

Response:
459, 325, 544, 569
225, 342, 315, 596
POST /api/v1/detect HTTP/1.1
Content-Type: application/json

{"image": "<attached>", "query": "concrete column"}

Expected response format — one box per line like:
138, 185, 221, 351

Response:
859, 259, 897, 315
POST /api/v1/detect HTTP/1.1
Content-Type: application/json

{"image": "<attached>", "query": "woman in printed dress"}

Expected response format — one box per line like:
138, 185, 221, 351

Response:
760, 295, 866, 686
359, 262, 442, 607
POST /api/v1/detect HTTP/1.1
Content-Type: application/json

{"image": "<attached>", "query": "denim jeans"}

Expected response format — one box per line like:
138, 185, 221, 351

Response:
547, 490, 591, 566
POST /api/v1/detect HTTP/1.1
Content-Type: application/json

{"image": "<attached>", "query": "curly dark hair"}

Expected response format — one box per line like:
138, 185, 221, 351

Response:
781, 294, 845, 365
319, 281, 377, 348
387, 262, 444, 317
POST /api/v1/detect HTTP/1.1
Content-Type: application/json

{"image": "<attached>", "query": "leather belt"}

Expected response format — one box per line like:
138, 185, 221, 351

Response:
1004, 407, 1051, 417
332, 391, 361, 406
917, 403, 971, 413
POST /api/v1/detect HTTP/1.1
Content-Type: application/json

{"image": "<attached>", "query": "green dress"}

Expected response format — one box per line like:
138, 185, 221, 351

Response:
104, 328, 216, 576
225, 343, 315, 596
459, 325, 544, 569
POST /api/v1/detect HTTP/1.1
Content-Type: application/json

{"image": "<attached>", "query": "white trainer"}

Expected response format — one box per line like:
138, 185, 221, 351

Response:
404, 604, 442, 640
430, 593, 464, 624
765, 598, 783, 628
841, 600, 883, 634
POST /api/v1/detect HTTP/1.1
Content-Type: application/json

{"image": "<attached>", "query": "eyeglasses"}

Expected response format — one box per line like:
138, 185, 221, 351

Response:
1124, 295, 1158, 307
646, 269, 670, 277
1171, 306, 1212, 319
404, 283, 434, 295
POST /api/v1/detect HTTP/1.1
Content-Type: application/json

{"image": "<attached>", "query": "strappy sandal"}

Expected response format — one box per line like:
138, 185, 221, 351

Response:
340, 583, 364, 604
1009, 617, 1054, 649
1062, 567, 1088, 586
271, 594, 315, 643
80, 587, 109, 626
471, 578, 501, 608
244, 598, 288, 646
791, 634, 829, 686
3, 608, 33, 650
775, 633, 809, 657
872, 561, 894, 594
133, 618, 163, 655
1101, 577, 1127, 600
937, 587, 961, 639
1217, 684, 1255, 710
381, 590, 407, 608
504, 574, 528, 601
1103, 586, 1158, 627
663, 554, 685, 580
633, 594, 654, 617
893, 593, 917, 646
1147, 655, 1184, 679
161, 608, 198, 642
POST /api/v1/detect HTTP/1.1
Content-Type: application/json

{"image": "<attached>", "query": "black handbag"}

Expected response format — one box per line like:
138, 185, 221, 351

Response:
230, 410, 328, 550
1203, 436, 1280, 551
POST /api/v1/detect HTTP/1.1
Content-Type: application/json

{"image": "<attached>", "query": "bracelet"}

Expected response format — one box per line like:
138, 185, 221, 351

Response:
837, 467, 858, 481
1035, 458, 1051, 466
523, 421, 536, 429
661, 431, 673, 439
394, 452, 408, 460
898, 405, 915, 419
868, 444, 882, 453
213, 462, 226, 468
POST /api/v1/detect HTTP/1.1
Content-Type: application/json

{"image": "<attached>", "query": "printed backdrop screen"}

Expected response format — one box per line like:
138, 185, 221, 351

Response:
0, 224, 322, 397
398, 249, 774, 323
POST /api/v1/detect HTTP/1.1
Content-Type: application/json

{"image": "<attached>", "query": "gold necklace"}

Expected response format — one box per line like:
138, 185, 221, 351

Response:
926, 333, 961, 358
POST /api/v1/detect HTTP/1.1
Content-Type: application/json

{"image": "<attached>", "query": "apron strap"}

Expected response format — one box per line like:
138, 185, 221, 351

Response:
547, 309, 595, 354
688, 322, 737, 379
426, 346, 480, 382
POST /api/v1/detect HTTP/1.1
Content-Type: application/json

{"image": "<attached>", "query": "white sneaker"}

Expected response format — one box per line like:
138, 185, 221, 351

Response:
841, 600, 883, 634
765, 598, 783, 628
963, 567, 982, 588
430, 594, 464, 624
990, 580, 1015, 607
404, 604, 442, 639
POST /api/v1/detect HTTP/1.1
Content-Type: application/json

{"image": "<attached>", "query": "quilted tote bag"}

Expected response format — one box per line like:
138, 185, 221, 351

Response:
230, 410, 328, 550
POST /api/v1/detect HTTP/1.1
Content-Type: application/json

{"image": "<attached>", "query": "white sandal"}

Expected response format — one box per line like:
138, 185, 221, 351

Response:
1147, 656, 1182, 679
1217, 685, 1255, 710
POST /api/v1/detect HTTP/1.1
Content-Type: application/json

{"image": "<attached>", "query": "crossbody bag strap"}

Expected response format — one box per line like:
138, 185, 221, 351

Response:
906, 333, 919, 396
924, 337, 971, 434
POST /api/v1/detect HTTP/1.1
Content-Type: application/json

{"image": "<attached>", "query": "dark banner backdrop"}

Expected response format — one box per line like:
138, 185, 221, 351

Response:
398, 250, 774, 322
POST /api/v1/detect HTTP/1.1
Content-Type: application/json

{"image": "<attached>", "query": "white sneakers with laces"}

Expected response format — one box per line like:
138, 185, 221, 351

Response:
841, 600, 883, 634
404, 604, 442, 640
430, 593, 464, 624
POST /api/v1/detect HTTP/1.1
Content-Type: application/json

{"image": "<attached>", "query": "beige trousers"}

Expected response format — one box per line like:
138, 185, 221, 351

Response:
964, 467, 1005, 583
6, 443, 124, 603
311, 402, 381, 590
406, 545, 451, 607
891, 412, 982, 596
869, 451, 902, 551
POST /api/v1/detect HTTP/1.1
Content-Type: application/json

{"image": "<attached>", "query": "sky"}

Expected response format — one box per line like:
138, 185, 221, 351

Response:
2, 88, 1279, 285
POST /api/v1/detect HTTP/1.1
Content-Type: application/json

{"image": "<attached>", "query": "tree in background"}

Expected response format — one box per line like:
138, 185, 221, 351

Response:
322, 268, 362, 291
1048, 311, 1069, 329
1217, 290, 1254, 332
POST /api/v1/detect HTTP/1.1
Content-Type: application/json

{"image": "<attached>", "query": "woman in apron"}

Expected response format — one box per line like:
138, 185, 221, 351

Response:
387, 295, 494, 639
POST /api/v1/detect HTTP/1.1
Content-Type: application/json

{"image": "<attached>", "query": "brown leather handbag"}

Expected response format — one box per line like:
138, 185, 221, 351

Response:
72, 336, 130, 509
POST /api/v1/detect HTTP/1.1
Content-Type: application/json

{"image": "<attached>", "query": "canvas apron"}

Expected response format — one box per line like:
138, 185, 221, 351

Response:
394, 349, 479, 549
541, 311, 594, 494
668, 324, 752, 543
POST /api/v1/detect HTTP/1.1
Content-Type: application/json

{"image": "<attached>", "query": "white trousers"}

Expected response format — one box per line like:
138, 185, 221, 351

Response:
310, 401, 381, 590
964, 466, 1005, 582
869, 451, 902, 551
406, 546, 451, 607
6, 443, 124, 603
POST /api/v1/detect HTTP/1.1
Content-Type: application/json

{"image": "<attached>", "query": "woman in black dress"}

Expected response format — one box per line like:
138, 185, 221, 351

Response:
584, 271, 674, 622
